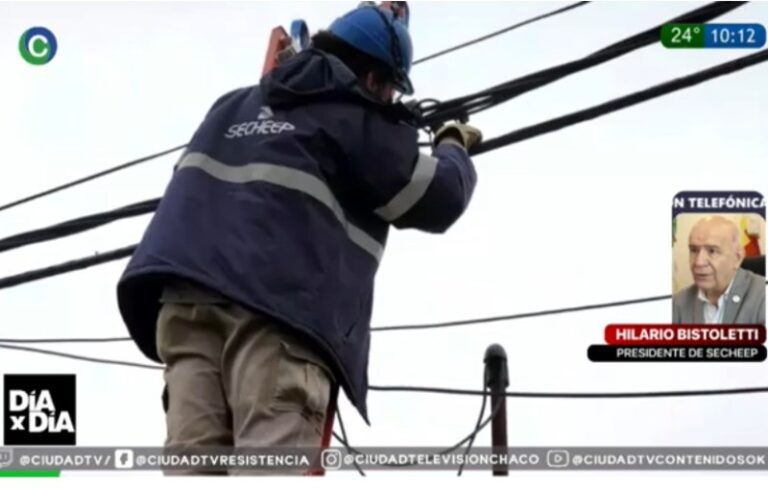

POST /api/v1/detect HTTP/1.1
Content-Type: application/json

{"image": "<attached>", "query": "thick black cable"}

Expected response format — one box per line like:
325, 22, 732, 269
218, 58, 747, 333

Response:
0, 2, 585, 254
0, 145, 184, 214
0, 3, 587, 217
5, 46, 767, 258
421, 1, 747, 126
1, 3, 739, 221
428, 0, 745, 123
0, 3, 743, 226
0, 245, 137, 291
0, 199, 159, 254
413, 2, 589, 66
0, 29, 764, 330
0, 7, 758, 259
368, 385, 768, 399
473, 47, 768, 155
2, 343, 768, 400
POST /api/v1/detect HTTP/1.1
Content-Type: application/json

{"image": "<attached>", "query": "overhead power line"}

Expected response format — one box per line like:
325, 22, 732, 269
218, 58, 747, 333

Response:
473, 47, 768, 155
0, 291, 672, 344
0, 242, 763, 331
421, 1, 747, 126
368, 385, 768, 399
0, 292, 667, 344
0, 2, 588, 216
3, 46, 767, 260
372, 294, 670, 332
0, 145, 185, 214
0, 343, 161, 371
1, 4, 761, 460
412, 1, 589, 65
2, 342, 767, 400
0, 293, 674, 344
0, 199, 158, 254
0, 2, 746, 224
0, 245, 137, 290
0, 337, 131, 344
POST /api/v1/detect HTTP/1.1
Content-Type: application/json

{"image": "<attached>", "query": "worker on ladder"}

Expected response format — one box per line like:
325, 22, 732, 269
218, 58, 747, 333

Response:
116, 1, 482, 475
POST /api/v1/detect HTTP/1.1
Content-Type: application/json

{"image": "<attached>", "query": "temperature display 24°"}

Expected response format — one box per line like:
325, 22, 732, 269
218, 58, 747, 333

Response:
662, 23, 766, 49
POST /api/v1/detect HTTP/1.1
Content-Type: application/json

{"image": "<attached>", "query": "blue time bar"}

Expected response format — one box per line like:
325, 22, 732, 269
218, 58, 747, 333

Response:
704, 23, 766, 48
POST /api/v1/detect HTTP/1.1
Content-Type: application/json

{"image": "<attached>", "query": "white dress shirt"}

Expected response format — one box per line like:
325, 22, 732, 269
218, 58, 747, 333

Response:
697, 278, 735, 324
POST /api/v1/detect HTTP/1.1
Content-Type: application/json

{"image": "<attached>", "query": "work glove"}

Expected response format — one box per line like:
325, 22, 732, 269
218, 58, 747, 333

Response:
434, 123, 483, 150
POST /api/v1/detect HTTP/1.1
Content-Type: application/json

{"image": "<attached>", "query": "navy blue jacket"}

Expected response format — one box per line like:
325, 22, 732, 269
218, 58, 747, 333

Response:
117, 49, 477, 423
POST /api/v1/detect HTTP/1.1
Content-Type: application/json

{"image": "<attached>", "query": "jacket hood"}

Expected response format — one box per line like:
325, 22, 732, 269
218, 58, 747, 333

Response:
260, 49, 419, 125
260, 49, 376, 107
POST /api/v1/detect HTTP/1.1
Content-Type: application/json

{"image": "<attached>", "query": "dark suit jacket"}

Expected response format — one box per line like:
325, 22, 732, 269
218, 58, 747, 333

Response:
672, 268, 765, 324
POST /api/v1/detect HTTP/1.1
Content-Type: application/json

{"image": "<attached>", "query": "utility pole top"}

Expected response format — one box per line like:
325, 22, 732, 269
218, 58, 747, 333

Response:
484, 344, 509, 389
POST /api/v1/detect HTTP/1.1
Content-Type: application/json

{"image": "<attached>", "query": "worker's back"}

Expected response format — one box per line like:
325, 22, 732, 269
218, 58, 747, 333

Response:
117, 48, 477, 422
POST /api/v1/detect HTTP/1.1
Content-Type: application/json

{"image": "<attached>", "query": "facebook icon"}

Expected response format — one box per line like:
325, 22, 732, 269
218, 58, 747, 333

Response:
114, 449, 134, 469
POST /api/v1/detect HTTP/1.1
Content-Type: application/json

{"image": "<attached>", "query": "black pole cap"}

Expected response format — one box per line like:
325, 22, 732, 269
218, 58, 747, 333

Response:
484, 343, 507, 363
484, 343, 509, 389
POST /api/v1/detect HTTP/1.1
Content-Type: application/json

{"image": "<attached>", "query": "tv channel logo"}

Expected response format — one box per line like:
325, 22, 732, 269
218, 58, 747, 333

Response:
115, 449, 134, 469
3, 374, 76, 445
547, 449, 570, 468
19, 27, 58, 65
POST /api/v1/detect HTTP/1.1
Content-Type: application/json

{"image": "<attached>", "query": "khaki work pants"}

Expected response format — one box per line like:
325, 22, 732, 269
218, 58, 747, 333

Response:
155, 280, 334, 475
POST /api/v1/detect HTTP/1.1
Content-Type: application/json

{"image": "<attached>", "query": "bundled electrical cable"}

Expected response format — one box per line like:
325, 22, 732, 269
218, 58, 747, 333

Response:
417, 1, 747, 127
0, 2, 765, 291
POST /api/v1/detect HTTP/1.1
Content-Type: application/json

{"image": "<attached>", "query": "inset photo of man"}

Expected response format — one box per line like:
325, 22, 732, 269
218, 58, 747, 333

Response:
672, 213, 765, 325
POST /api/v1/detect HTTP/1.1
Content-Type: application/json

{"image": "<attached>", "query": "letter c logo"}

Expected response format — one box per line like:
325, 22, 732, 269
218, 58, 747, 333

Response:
19, 27, 58, 65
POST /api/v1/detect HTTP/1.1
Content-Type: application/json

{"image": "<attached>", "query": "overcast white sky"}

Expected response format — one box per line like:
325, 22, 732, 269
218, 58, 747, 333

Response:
1, 0, 767, 481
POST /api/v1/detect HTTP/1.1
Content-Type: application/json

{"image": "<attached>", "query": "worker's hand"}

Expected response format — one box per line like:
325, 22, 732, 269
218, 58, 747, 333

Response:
434, 123, 483, 150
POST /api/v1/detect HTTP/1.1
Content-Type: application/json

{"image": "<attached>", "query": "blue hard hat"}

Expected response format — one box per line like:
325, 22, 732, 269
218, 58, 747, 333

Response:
328, 5, 414, 95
